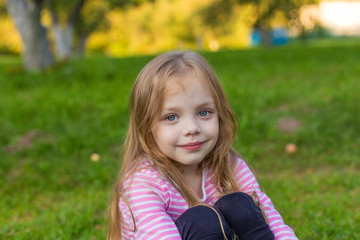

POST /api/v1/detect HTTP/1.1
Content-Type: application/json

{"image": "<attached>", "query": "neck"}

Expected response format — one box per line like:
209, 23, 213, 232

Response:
178, 164, 203, 198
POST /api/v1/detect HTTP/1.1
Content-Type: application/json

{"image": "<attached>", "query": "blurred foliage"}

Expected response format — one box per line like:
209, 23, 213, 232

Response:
0, 16, 22, 54
0, 0, 323, 56
0, 0, 7, 16
0, 0, 20, 54
44, 0, 109, 57
0, 0, 154, 56
76, 0, 109, 35
87, 0, 253, 55
45, 0, 111, 36
200, 0, 321, 45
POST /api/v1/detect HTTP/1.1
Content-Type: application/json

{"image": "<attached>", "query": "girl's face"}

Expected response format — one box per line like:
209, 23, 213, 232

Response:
151, 78, 219, 173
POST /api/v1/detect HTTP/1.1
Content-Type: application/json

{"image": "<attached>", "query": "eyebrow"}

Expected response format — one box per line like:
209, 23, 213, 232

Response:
162, 99, 216, 112
197, 100, 216, 108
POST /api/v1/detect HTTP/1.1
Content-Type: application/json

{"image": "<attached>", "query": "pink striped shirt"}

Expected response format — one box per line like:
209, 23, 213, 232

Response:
119, 156, 298, 240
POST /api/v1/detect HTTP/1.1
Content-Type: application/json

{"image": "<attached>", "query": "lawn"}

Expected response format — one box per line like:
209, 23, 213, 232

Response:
1, 42, 359, 239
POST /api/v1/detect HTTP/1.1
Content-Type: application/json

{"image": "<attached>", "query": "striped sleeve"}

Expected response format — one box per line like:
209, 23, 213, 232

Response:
120, 168, 182, 240
234, 157, 298, 240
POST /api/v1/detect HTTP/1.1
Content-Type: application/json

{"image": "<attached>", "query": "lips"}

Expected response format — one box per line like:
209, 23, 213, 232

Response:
179, 141, 205, 151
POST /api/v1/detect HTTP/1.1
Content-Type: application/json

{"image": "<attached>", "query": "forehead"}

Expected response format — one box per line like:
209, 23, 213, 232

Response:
164, 73, 212, 97
161, 78, 215, 113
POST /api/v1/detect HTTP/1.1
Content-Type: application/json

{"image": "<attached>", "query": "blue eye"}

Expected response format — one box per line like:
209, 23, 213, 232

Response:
165, 114, 178, 121
199, 110, 209, 117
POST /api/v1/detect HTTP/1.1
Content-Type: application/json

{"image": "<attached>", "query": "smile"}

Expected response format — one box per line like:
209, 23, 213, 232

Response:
179, 141, 205, 151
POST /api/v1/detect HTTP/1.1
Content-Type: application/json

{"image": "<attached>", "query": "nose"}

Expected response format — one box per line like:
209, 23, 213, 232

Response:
183, 116, 200, 136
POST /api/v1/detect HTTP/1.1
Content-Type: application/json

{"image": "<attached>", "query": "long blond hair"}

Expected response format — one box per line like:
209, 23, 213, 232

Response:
108, 51, 243, 239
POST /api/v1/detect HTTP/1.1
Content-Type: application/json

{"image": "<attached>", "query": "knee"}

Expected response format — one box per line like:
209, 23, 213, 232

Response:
215, 192, 264, 224
175, 205, 231, 239
214, 192, 273, 240
215, 192, 258, 211
176, 205, 223, 230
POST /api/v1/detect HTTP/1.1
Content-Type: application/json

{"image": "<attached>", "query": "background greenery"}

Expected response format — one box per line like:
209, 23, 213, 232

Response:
0, 0, 320, 57
1, 40, 359, 239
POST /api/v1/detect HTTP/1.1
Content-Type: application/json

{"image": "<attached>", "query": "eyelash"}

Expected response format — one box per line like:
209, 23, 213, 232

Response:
163, 109, 212, 121
164, 114, 179, 121
198, 109, 211, 117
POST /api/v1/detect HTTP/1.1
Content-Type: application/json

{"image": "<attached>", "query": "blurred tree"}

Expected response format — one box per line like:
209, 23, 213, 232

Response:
46, 0, 113, 59
90, 0, 228, 56
47, 0, 86, 59
284, 1, 320, 39
5, 0, 54, 70
0, 0, 22, 54
0, 0, 7, 16
4, 0, 148, 70
73, 0, 109, 56
201, 0, 319, 46
47, 0, 150, 59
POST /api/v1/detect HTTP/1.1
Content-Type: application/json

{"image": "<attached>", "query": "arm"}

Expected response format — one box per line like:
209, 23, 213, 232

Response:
120, 169, 182, 240
234, 157, 298, 240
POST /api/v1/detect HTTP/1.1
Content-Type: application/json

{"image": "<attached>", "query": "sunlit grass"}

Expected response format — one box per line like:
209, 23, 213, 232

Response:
1, 42, 359, 239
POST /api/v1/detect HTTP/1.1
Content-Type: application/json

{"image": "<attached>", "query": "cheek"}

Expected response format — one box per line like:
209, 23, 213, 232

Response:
153, 125, 178, 146
167, 127, 180, 143
206, 117, 219, 138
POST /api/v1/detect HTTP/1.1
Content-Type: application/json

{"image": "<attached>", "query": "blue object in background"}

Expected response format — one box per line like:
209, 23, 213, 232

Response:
250, 28, 289, 46
271, 28, 289, 46
251, 29, 262, 46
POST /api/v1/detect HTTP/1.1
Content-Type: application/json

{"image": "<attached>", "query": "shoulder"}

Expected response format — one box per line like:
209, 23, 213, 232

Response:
121, 158, 179, 209
228, 151, 259, 192
228, 151, 250, 173
119, 159, 171, 221
119, 159, 181, 236
122, 158, 170, 194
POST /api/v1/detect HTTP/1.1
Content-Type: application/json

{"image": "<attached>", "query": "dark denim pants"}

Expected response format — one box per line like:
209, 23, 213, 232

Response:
175, 192, 274, 240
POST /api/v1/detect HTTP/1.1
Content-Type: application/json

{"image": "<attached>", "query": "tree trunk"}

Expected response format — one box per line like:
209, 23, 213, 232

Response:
48, 0, 85, 60
53, 22, 74, 59
76, 34, 88, 56
6, 0, 53, 71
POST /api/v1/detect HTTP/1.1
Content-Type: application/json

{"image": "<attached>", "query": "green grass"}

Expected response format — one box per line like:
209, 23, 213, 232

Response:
1, 42, 359, 239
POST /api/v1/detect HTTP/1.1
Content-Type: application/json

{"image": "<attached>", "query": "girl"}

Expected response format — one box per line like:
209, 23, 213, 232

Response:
108, 51, 298, 240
